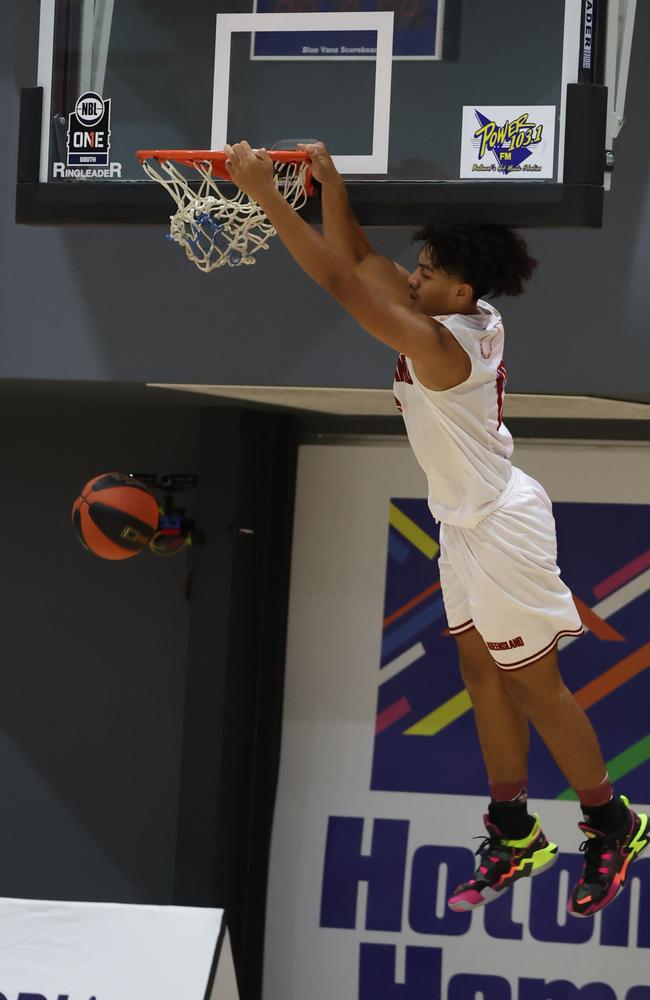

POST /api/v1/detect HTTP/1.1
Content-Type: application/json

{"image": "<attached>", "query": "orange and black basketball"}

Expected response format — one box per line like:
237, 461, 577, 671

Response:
72, 473, 159, 560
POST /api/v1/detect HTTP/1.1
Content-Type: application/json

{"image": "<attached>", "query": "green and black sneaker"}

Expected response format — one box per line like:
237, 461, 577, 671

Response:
568, 795, 649, 918
448, 813, 558, 911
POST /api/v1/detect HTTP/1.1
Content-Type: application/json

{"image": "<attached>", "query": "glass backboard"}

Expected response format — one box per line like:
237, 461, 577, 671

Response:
17, 0, 636, 226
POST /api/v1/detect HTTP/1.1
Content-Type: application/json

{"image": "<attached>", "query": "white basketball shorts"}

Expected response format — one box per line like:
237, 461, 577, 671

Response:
438, 466, 584, 669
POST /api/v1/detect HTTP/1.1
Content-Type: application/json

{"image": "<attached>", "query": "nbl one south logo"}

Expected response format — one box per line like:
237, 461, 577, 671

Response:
53, 91, 122, 179
68, 92, 110, 166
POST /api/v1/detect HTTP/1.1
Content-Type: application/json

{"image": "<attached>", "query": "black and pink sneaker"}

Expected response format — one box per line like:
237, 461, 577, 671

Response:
568, 795, 649, 918
448, 814, 558, 911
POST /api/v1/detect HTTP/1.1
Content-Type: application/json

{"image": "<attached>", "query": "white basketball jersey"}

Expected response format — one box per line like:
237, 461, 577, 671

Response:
393, 299, 514, 528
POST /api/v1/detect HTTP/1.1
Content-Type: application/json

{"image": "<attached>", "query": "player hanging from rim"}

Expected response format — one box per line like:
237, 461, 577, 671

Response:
224, 139, 648, 918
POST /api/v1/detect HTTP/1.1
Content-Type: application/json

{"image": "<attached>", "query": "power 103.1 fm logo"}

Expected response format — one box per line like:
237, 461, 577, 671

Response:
53, 91, 122, 179
460, 105, 556, 178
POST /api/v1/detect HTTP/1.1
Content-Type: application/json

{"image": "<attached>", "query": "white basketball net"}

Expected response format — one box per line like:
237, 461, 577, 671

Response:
140, 155, 311, 272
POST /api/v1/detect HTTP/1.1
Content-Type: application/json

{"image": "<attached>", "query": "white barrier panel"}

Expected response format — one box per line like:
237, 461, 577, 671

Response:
264, 440, 650, 1000
0, 897, 239, 1000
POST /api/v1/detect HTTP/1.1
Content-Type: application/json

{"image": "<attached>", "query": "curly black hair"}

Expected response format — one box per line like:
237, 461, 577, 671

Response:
412, 224, 538, 299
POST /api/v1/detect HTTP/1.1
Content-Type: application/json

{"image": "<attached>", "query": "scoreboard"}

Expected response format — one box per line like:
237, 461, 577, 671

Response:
252, 0, 444, 59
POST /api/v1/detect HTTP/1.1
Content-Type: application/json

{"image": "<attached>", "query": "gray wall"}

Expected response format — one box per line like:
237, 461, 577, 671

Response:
1, 0, 649, 398
0, 393, 200, 902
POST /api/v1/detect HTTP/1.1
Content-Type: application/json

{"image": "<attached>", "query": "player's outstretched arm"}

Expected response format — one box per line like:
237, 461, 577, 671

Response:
299, 142, 411, 307
224, 142, 470, 390
298, 142, 372, 263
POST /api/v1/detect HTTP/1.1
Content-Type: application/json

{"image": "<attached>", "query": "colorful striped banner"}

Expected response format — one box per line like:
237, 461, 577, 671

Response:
389, 503, 440, 559
558, 734, 650, 800
573, 595, 626, 642
404, 688, 472, 737
376, 696, 411, 735
593, 549, 650, 601
403, 642, 650, 742
384, 581, 442, 628
388, 532, 410, 564
574, 642, 650, 710
381, 599, 446, 659
561, 567, 650, 650
380, 643, 426, 684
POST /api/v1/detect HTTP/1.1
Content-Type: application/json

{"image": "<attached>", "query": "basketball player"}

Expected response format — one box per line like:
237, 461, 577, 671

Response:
224, 140, 648, 917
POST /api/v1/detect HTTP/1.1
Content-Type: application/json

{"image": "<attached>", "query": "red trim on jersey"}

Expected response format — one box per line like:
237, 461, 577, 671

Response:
448, 619, 476, 635
496, 361, 507, 429
492, 626, 585, 670
394, 353, 413, 385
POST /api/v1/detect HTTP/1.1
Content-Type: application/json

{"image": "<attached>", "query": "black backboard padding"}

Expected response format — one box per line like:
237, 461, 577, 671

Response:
563, 83, 609, 185
17, 88, 42, 185
16, 177, 605, 228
